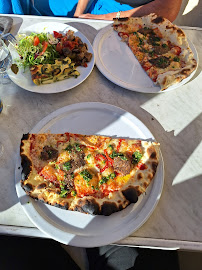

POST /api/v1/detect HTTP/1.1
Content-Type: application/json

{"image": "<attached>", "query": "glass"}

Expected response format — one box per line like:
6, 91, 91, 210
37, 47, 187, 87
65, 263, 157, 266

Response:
0, 38, 12, 84
0, 38, 12, 157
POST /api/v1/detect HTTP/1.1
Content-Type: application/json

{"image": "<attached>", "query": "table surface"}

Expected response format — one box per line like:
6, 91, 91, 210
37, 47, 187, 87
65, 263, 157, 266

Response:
0, 14, 202, 251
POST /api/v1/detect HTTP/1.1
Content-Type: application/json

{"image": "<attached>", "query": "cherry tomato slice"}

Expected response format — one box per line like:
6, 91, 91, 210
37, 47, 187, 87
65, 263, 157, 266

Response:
33, 36, 40, 46
39, 41, 48, 56
53, 31, 63, 38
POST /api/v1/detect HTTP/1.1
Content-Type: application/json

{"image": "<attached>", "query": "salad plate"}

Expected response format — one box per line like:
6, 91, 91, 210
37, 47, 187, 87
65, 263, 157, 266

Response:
7, 22, 95, 94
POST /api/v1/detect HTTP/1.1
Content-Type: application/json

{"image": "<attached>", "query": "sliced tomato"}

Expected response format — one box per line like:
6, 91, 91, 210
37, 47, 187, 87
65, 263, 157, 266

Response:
104, 149, 114, 166
39, 41, 48, 56
116, 139, 125, 152
53, 31, 63, 38
58, 169, 66, 181
33, 36, 40, 46
142, 62, 152, 72
39, 166, 57, 183
172, 46, 181, 56
137, 162, 147, 170
56, 42, 63, 53
100, 181, 119, 197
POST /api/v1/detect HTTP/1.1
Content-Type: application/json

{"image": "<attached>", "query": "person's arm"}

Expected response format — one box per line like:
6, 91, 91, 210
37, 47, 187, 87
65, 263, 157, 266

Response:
78, 0, 182, 22
74, 0, 90, 17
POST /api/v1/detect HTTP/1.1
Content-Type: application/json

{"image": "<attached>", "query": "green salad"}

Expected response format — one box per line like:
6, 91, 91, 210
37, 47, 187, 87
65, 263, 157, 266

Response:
15, 32, 60, 69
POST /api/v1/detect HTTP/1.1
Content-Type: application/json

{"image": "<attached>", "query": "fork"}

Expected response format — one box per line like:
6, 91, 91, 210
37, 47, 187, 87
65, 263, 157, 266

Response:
0, 31, 17, 46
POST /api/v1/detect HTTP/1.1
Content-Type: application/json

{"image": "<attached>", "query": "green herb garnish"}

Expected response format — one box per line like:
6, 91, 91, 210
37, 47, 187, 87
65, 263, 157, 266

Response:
65, 144, 73, 152
132, 151, 143, 164
63, 161, 72, 171
75, 143, 82, 152
173, 56, 180, 62
110, 151, 127, 160
108, 144, 114, 150
71, 190, 77, 196
60, 185, 68, 198
80, 170, 92, 182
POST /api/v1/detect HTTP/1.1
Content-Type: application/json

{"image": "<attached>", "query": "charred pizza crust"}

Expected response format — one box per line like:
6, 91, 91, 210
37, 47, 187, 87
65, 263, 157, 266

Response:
20, 133, 160, 216
113, 13, 197, 90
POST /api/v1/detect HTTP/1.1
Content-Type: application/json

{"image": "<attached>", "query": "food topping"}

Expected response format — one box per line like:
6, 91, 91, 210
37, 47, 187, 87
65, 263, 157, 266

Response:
149, 56, 170, 68
55, 30, 92, 67
113, 155, 131, 176
40, 146, 58, 161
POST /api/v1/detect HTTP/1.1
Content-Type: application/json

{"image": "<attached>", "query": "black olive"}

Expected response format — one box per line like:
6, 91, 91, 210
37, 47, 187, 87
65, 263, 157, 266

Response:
41, 65, 50, 74
52, 68, 61, 76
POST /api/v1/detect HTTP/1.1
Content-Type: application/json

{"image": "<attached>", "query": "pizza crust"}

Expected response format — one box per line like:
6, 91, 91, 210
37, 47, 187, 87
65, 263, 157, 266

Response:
20, 133, 160, 216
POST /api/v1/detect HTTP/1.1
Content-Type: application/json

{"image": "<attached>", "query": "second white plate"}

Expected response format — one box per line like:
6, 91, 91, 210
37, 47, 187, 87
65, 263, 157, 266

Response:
93, 25, 198, 93
15, 102, 164, 247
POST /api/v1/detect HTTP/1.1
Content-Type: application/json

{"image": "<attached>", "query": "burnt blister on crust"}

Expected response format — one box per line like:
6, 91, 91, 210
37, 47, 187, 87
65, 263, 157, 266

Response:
36, 183, 47, 190
53, 202, 69, 210
122, 186, 138, 204
147, 146, 157, 160
21, 154, 32, 181
74, 198, 100, 215
100, 202, 119, 216
21, 133, 30, 141
152, 161, 158, 174
152, 16, 164, 24
114, 17, 129, 22
22, 183, 33, 192
150, 151, 157, 159
176, 29, 185, 36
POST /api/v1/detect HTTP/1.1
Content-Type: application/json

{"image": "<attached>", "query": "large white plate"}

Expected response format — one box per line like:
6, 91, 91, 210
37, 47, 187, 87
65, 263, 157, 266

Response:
93, 25, 198, 93
15, 102, 164, 247
8, 22, 95, 94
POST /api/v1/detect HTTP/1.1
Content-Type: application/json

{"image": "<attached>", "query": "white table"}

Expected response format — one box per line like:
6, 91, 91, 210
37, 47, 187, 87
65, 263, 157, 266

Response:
0, 14, 202, 251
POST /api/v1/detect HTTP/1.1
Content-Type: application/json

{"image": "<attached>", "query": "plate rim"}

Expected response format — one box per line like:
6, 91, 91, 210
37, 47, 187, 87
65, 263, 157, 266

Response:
15, 102, 164, 247
93, 24, 198, 94
8, 21, 95, 94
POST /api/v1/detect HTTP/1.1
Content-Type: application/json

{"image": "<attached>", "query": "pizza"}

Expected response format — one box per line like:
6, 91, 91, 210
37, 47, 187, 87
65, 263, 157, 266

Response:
113, 13, 197, 90
30, 57, 80, 85
20, 132, 160, 216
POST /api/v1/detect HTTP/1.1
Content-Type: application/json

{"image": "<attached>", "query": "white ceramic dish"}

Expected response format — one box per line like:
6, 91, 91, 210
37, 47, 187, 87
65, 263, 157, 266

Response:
15, 102, 164, 247
8, 22, 95, 94
93, 25, 198, 93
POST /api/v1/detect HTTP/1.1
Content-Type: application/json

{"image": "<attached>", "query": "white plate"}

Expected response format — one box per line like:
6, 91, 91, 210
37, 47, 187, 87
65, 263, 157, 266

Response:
8, 22, 95, 94
93, 25, 198, 93
15, 102, 164, 247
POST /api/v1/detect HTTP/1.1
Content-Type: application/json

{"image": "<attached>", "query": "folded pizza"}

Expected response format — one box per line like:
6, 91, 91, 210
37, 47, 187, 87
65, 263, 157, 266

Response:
20, 132, 160, 216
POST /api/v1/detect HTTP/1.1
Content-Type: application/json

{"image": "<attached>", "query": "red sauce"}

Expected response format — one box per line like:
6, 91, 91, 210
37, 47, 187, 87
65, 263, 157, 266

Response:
137, 162, 147, 170
57, 133, 70, 147
116, 139, 124, 152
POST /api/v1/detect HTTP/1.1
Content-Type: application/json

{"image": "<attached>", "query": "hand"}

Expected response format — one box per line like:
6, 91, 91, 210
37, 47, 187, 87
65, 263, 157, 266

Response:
78, 13, 111, 20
